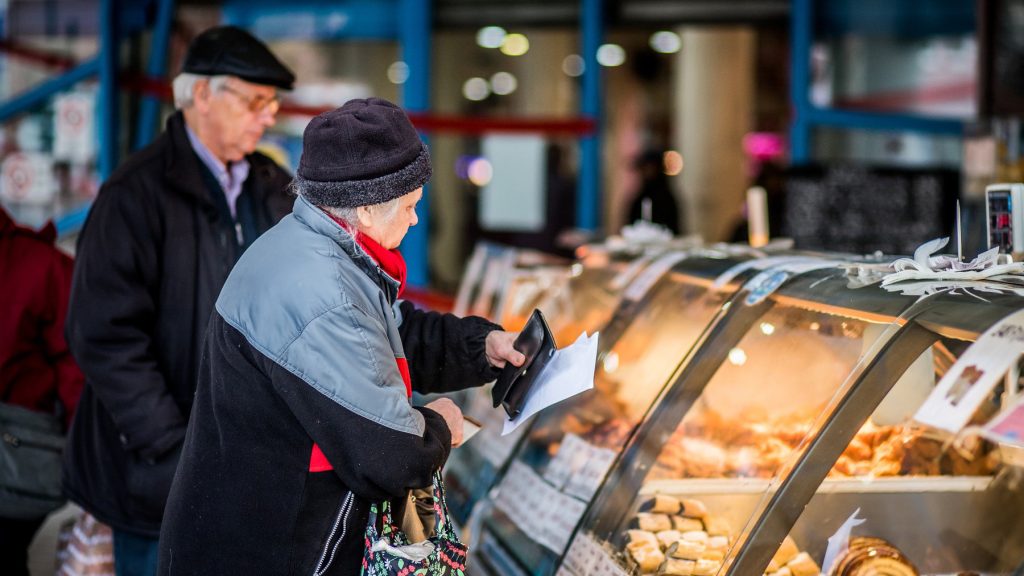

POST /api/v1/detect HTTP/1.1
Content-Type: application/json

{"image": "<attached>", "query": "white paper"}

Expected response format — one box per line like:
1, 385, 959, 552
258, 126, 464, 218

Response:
821, 508, 866, 575
502, 332, 600, 436
915, 309, 1024, 433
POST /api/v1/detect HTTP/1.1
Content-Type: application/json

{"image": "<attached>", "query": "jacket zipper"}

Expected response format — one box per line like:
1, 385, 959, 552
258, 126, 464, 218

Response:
2, 432, 62, 453
313, 491, 353, 576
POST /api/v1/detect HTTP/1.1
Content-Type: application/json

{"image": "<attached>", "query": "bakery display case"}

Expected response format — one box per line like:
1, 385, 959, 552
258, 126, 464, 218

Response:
444, 247, 689, 527
557, 269, 1024, 576
467, 251, 794, 576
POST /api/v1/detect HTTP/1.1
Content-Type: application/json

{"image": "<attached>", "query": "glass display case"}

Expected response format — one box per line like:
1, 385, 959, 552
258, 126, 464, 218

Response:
444, 246, 686, 528
558, 269, 1024, 576
467, 250, 797, 576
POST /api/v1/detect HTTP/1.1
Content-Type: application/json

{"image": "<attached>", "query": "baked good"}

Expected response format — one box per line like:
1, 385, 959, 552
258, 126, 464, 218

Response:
767, 536, 800, 572
772, 568, 793, 576
707, 535, 729, 552
827, 537, 918, 576
635, 513, 674, 532
702, 517, 731, 539
628, 542, 666, 573
643, 494, 683, 515
657, 557, 696, 576
673, 516, 705, 532
666, 540, 705, 561
656, 530, 684, 550
680, 498, 709, 519
682, 530, 709, 543
787, 552, 820, 576
700, 549, 725, 562
627, 529, 659, 547
692, 559, 721, 576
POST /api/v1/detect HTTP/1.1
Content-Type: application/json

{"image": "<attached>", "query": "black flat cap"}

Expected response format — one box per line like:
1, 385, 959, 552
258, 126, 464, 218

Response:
182, 25, 295, 90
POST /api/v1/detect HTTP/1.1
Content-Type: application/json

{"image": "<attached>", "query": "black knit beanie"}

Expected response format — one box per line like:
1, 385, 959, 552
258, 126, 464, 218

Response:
294, 98, 432, 208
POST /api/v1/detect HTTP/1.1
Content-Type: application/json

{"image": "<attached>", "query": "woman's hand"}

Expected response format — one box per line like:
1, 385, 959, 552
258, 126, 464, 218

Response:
425, 398, 464, 447
485, 331, 527, 369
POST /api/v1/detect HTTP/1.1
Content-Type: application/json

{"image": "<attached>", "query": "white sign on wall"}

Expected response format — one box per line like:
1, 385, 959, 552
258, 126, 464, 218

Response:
53, 92, 96, 164
1, 152, 56, 205
479, 134, 547, 232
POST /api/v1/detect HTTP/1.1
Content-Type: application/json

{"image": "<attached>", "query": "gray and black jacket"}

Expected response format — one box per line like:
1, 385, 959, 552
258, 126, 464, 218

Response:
157, 195, 501, 575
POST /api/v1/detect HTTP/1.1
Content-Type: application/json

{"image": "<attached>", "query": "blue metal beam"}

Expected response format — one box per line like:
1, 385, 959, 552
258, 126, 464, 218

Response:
99, 0, 120, 180
0, 59, 99, 123
802, 107, 963, 136
789, 0, 813, 163
399, 0, 431, 288
578, 0, 602, 231
134, 0, 176, 150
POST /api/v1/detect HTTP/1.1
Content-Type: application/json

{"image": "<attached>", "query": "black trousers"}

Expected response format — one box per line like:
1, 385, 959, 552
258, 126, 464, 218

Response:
0, 516, 45, 576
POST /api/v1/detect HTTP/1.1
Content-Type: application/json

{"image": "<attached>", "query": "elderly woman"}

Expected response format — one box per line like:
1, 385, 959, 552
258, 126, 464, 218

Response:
157, 98, 524, 575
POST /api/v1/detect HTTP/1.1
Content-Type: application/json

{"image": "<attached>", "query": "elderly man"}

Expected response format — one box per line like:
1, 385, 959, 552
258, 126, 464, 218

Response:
63, 26, 294, 575
158, 98, 525, 575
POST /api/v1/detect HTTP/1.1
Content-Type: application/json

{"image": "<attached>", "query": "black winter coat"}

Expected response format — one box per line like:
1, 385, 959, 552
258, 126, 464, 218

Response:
63, 112, 293, 536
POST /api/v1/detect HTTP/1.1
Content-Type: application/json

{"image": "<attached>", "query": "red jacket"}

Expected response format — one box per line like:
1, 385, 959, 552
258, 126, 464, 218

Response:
0, 207, 83, 427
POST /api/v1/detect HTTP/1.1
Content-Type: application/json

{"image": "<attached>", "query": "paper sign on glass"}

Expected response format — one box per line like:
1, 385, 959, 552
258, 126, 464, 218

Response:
915, 309, 1024, 434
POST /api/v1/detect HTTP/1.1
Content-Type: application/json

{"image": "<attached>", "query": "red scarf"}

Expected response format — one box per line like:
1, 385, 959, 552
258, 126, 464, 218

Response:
309, 212, 412, 472
325, 213, 407, 298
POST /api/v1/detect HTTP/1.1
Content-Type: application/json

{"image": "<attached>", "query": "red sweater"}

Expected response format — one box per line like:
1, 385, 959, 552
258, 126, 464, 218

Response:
0, 207, 84, 427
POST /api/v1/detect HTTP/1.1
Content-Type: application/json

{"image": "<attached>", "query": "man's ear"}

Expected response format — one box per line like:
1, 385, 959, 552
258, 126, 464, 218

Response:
193, 79, 213, 113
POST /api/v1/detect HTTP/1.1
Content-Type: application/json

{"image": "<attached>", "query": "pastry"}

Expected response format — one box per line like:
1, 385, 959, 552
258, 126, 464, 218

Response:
700, 549, 725, 562
656, 530, 684, 550
680, 498, 709, 519
827, 537, 918, 576
702, 517, 731, 539
772, 568, 793, 576
787, 552, 820, 576
692, 559, 721, 576
657, 557, 695, 576
628, 542, 666, 573
666, 540, 705, 561
626, 529, 659, 547
707, 535, 729, 552
682, 530, 709, 543
642, 494, 683, 515
635, 513, 674, 532
767, 536, 800, 572
673, 516, 705, 532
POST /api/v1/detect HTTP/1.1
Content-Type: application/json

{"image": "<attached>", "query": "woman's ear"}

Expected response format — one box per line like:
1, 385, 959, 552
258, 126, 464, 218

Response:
356, 205, 375, 229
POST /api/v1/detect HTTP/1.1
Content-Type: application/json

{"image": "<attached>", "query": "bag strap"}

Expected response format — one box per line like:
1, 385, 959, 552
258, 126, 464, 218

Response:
430, 470, 459, 540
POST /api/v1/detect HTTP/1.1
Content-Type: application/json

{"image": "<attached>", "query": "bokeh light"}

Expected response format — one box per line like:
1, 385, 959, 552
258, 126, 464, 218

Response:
596, 43, 626, 67
467, 158, 493, 186
386, 61, 409, 84
562, 54, 585, 77
663, 150, 684, 175
490, 72, 518, 95
500, 33, 530, 56
649, 31, 681, 54
476, 26, 507, 49
462, 77, 490, 101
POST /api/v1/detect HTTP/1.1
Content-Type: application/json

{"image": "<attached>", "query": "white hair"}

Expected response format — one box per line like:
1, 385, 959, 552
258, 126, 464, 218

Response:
289, 180, 403, 229
171, 73, 231, 109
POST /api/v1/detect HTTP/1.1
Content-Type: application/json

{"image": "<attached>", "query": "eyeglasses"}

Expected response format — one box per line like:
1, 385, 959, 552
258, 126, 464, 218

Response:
220, 84, 281, 115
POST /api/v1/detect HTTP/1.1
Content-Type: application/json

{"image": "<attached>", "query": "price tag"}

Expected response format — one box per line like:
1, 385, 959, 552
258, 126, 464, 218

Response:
543, 433, 589, 489
622, 251, 689, 302
743, 260, 840, 306
983, 394, 1024, 446
915, 309, 1024, 433
564, 444, 617, 500
710, 256, 815, 291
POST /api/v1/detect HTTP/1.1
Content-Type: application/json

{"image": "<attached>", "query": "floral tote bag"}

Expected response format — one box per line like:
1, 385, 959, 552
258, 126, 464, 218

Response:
361, 470, 468, 576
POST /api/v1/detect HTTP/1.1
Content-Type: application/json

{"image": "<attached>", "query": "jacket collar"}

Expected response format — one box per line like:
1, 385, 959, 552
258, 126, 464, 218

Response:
292, 195, 402, 301
0, 207, 56, 242
0, 207, 13, 235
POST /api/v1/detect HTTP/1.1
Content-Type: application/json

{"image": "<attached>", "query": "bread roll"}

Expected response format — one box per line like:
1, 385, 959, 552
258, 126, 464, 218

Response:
642, 494, 683, 515
680, 498, 709, 519
627, 529, 659, 547
666, 540, 705, 561
656, 530, 684, 550
672, 516, 705, 532
657, 557, 696, 576
682, 530, 709, 544
767, 536, 800, 572
635, 513, 674, 532
629, 542, 666, 573
691, 559, 721, 576
787, 552, 819, 576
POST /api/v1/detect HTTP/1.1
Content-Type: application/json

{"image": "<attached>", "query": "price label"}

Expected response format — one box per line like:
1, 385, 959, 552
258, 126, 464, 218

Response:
915, 309, 1024, 433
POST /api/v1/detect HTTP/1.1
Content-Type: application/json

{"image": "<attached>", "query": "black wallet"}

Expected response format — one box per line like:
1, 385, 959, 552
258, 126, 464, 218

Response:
491, 309, 557, 419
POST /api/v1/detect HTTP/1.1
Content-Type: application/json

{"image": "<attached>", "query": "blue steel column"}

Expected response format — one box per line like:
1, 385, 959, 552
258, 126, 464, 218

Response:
99, 0, 120, 179
578, 0, 602, 230
400, 0, 431, 287
790, 0, 813, 163
134, 0, 175, 149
